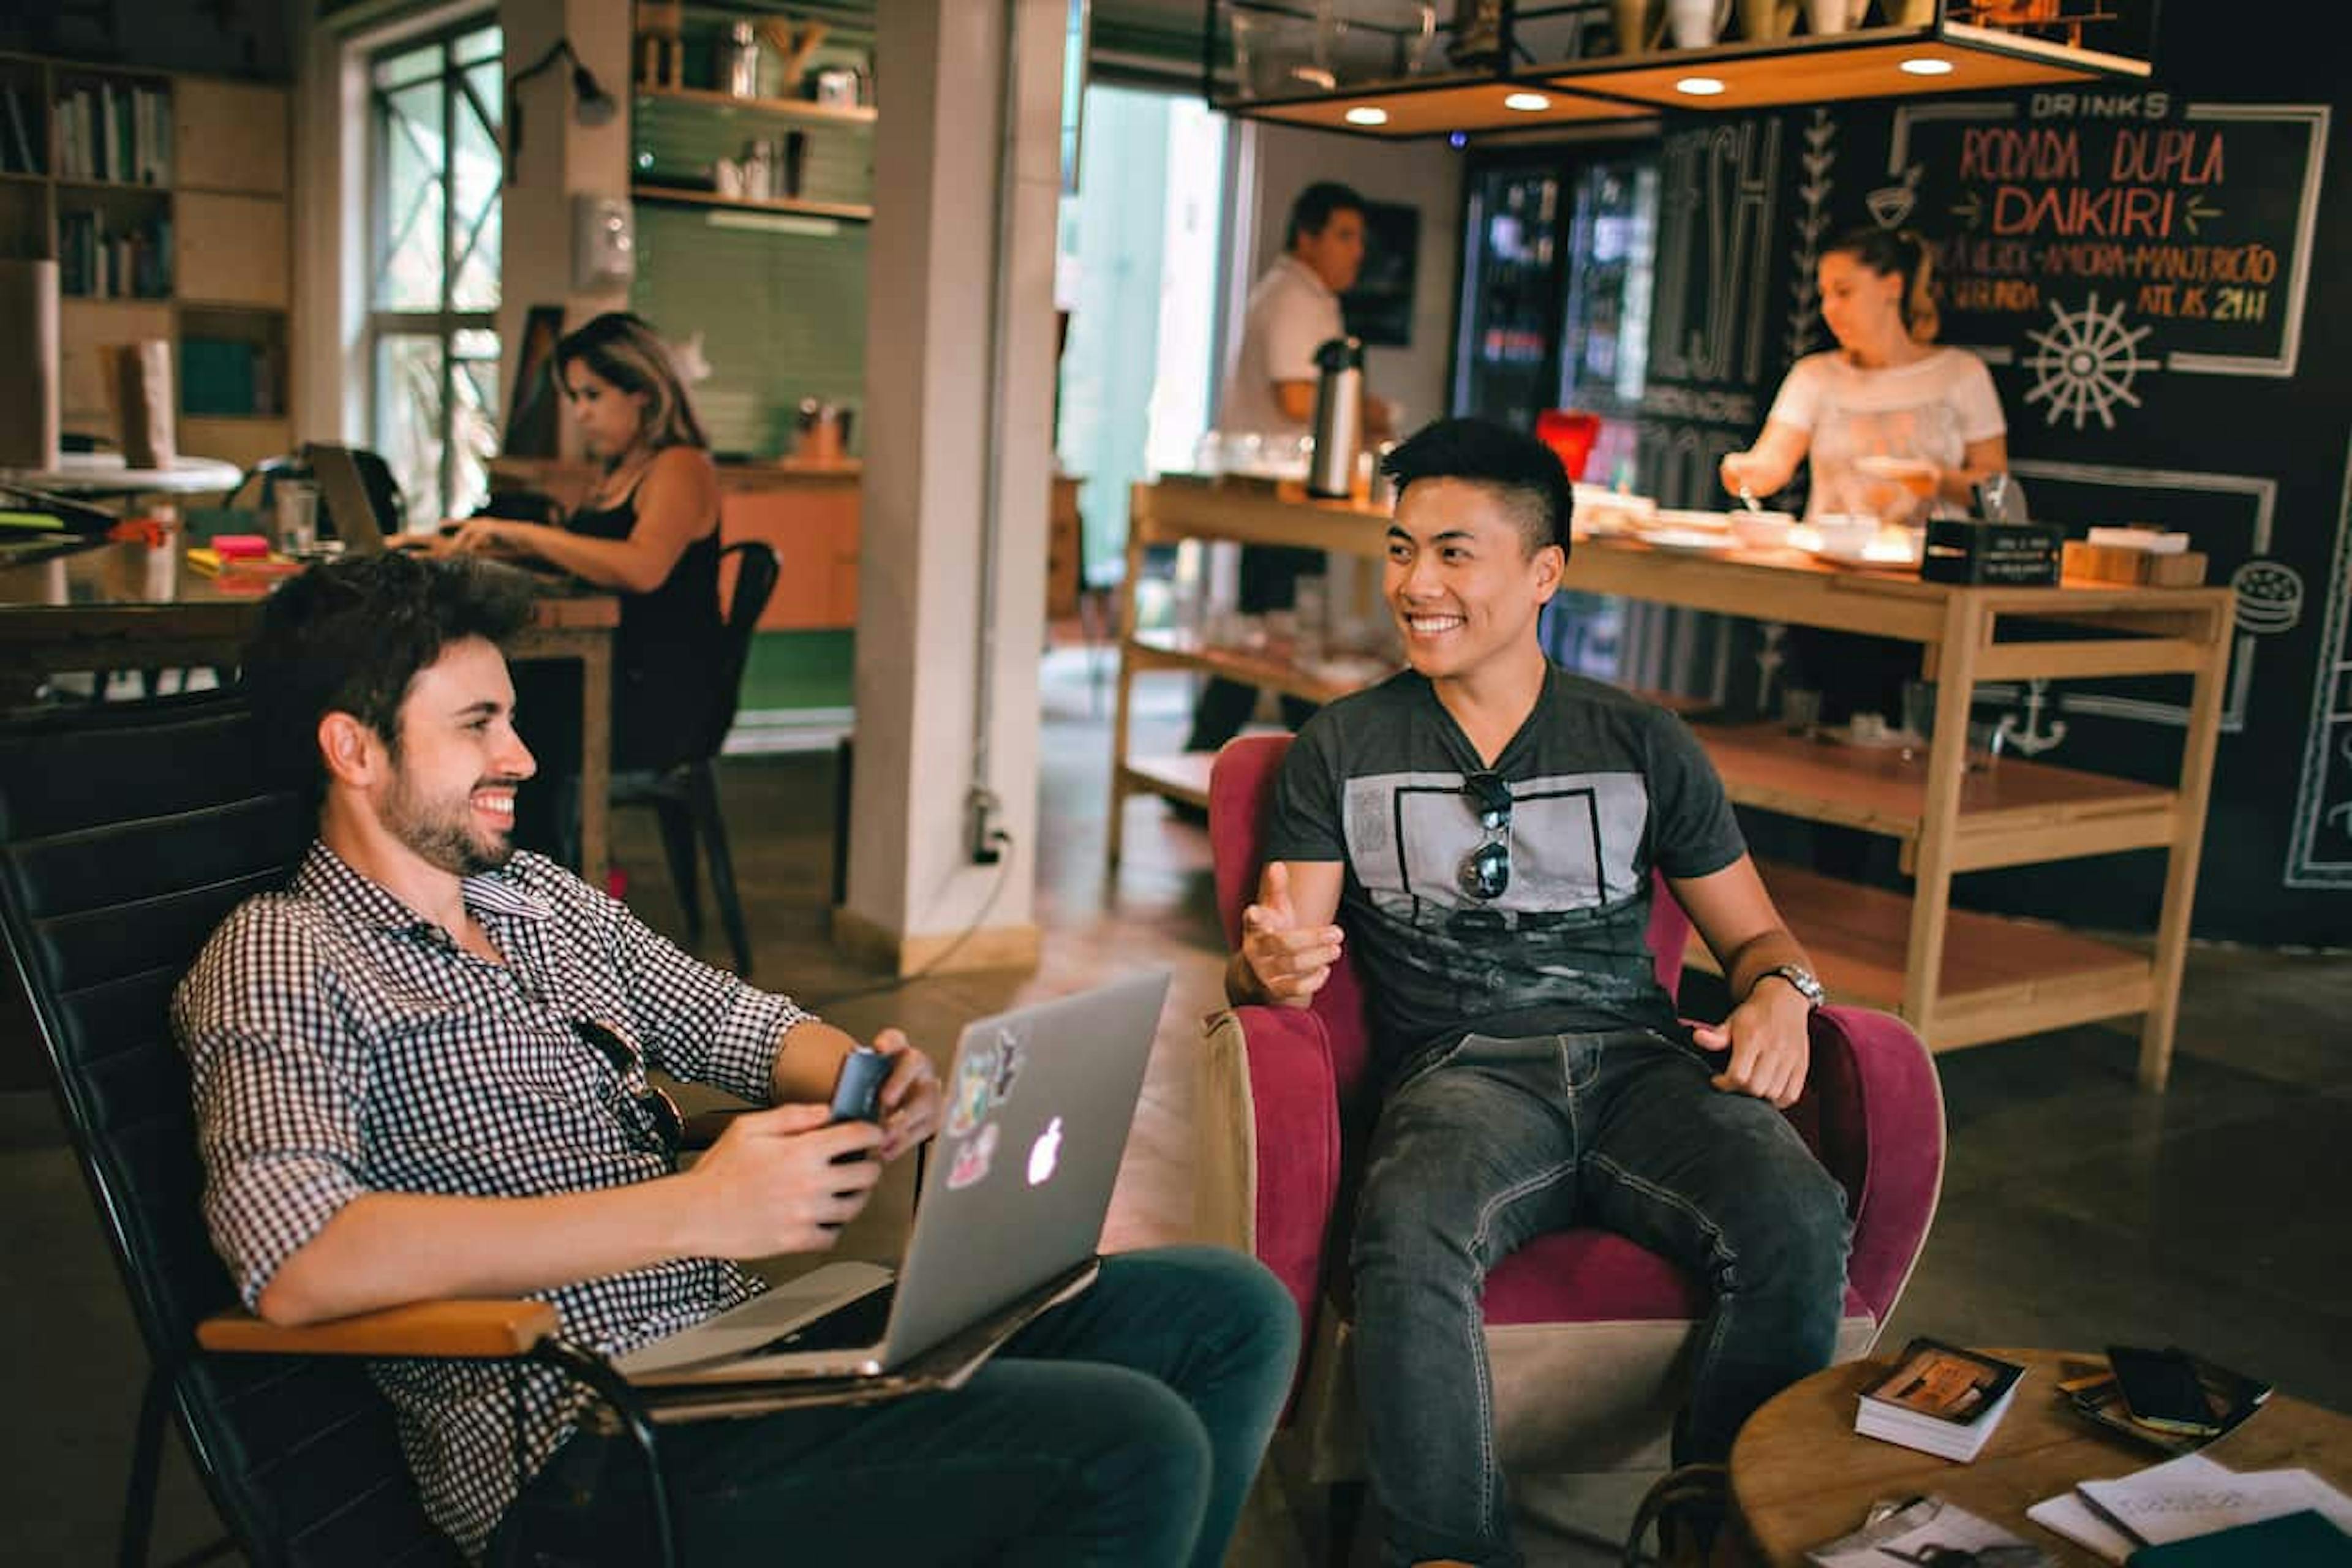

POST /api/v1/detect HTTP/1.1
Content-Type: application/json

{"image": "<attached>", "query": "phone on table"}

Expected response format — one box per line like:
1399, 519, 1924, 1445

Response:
2105, 1344, 2220, 1435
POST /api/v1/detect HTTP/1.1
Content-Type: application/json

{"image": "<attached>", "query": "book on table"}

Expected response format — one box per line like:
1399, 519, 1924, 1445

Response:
2126, 1509, 2352, 1566
1853, 1337, 2027, 1461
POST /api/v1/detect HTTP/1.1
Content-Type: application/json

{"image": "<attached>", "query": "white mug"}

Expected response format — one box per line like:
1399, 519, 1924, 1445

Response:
1668, 0, 1733, 47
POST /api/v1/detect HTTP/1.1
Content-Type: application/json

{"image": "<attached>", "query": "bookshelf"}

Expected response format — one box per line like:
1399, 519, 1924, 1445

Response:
0, 54, 293, 475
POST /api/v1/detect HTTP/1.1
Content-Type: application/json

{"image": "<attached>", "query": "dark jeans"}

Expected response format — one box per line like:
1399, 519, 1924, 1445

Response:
1184, 544, 1322, 754
491, 1246, 1298, 1567
1350, 1031, 1850, 1567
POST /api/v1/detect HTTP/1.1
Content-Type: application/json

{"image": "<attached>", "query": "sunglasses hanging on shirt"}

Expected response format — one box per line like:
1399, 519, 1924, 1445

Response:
1458, 771, 1513, 902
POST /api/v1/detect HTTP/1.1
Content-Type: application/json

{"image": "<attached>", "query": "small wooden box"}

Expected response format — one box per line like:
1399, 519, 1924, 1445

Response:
2060, 541, 2210, 587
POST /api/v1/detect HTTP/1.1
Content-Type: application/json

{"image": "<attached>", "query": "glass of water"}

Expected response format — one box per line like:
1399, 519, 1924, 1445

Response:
274, 481, 319, 555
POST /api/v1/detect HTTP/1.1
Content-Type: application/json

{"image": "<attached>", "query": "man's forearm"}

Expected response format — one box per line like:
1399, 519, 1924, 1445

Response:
769, 1016, 861, 1104
257, 1177, 701, 1326
1722, 929, 1815, 1005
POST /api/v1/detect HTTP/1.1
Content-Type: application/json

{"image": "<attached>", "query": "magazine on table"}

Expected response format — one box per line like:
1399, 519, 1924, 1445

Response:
1806, 1494, 2052, 1566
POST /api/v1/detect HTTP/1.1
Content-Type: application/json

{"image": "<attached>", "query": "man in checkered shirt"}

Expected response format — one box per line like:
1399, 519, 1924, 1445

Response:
173, 553, 1298, 1565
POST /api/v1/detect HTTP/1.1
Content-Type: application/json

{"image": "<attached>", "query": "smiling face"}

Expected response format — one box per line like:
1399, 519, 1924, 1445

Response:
562, 360, 650, 460
1817, 249, 1909, 357
374, 636, 536, 877
1384, 478, 1563, 687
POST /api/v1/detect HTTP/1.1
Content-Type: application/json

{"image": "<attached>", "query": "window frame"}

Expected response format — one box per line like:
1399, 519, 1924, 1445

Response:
365, 15, 501, 522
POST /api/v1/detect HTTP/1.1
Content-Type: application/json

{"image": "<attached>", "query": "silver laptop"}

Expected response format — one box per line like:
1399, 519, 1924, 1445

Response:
305, 443, 394, 556
614, 969, 1172, 1384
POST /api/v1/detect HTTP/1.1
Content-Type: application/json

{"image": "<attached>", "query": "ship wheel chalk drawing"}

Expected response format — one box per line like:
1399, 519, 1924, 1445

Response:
2022, 293, 2160, 431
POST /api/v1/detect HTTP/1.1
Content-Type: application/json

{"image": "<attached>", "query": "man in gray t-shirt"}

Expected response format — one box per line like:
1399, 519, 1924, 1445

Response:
1227, 418, 1852, 1568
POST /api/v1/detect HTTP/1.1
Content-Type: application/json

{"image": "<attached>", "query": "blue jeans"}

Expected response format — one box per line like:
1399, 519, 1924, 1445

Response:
1351, 1031, 1851, 1567
491, 1246, 1298, 1567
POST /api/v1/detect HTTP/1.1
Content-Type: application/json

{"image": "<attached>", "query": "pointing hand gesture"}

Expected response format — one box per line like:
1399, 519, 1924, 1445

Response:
1240, 861, 1344, 1008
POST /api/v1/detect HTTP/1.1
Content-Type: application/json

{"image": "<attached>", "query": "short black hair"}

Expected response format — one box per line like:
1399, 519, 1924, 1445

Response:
1286, 181, 1368, 250
1379, 417, 1574, 558
239, 552, 536, 799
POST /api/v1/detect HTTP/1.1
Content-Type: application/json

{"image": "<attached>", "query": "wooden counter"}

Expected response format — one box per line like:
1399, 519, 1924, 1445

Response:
1115, 478, 2234, 1087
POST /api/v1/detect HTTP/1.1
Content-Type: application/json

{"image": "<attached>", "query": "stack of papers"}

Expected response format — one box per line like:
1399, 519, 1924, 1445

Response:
1807, 1494, 2051, 1566
2028, 1452, 2352, 1564
1854, 1337, 2027, 1461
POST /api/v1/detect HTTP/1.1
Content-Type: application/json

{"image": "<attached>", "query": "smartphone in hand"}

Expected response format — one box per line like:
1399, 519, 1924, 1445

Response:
825, 1046, 891, 1172
2106, 1344, 2220, 1435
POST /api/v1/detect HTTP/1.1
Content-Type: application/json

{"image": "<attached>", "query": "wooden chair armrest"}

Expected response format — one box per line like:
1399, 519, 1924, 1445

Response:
197, 1298, 559, 1359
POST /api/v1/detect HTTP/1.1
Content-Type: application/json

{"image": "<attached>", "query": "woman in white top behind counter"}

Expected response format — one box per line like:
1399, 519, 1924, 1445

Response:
1720, 225, 2008, 524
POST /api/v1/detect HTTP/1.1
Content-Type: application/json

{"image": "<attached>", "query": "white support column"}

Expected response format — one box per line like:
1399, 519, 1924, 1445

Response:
836, 0, 1062, 973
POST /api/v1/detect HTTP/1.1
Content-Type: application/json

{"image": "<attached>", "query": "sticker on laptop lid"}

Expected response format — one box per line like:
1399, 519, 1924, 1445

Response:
989, 1033, 1025, 1102
947, 1046, 997, 1138
947, 1121, 999, 1189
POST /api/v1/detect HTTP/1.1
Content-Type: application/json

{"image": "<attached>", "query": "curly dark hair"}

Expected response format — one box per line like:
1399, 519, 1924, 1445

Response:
240, 552, 536, 798
1379, 417, 1575, 559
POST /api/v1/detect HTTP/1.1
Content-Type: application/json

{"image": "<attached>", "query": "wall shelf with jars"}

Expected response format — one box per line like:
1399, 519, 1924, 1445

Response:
628, 7, 874, 219
1202, 0, 2156, 137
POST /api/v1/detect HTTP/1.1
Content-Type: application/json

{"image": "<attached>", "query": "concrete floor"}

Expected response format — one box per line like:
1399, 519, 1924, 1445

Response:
4, 645, 2348, 1565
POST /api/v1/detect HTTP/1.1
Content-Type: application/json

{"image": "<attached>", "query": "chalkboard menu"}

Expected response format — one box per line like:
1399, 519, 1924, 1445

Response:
1610, 83, 2348, 943
1896, 93, 2327, 382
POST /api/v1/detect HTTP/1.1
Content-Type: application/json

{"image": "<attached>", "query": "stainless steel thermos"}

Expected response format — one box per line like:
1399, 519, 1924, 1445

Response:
1307, 335, 1365, 499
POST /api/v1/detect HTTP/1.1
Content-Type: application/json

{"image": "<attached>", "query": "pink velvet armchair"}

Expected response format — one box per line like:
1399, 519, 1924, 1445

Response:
1194, 733, 1945, 1539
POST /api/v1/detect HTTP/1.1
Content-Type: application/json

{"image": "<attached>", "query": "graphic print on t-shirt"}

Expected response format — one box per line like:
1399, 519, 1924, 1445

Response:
1341, 767, 1650, 930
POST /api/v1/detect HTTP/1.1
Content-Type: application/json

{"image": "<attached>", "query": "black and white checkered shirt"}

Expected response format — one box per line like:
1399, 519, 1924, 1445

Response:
173, 843, 812, 1558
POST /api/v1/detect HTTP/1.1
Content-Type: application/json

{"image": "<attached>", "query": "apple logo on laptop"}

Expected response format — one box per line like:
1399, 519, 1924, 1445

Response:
1027, 1117, 1063, 1186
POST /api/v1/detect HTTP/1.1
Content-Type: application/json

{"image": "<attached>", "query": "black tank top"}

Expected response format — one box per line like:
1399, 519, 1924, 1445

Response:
567, 466, 725, 771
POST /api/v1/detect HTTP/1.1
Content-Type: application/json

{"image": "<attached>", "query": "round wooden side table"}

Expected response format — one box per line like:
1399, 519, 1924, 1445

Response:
1730, 1348, 2352, 1566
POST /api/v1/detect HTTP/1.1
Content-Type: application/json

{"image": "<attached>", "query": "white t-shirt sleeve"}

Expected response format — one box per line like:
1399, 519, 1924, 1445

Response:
1947, 351, 2008, 443
1764, 353, 1832, 433
1261, 279, 1344, 386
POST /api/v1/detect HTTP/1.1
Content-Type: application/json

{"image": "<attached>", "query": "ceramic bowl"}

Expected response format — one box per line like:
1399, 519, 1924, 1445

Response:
1811, 512, 1880, 556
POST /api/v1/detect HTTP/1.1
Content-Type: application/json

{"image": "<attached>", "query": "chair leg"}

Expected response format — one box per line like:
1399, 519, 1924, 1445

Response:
1327, 1477, 1368, 1568
119, 1364, 170, 1568
649, 793, 702, 943
685, 760, 752, 977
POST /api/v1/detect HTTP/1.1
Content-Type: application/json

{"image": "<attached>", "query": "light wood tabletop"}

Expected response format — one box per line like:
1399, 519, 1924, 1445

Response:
1730, 1348, 2352, 1566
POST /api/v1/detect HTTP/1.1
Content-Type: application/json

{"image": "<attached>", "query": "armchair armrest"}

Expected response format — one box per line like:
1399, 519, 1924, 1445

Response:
1197, 1004, 1343, 1336
197, 1299, 560, 1359
1798, 1005, 1946, 1324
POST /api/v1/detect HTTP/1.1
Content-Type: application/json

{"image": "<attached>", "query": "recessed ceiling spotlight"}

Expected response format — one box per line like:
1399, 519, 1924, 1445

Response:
1899, 56, 1956, 75
1675, 76, 1727, 96
1503, 92, 1551, 111
1344, 106, 1390, 126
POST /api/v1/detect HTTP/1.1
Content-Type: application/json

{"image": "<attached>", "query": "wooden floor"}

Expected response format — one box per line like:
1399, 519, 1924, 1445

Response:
6, 639, 2350, 1566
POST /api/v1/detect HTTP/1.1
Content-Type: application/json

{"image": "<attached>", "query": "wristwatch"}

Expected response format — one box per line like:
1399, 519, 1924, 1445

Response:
1753, 963, 1826, 1008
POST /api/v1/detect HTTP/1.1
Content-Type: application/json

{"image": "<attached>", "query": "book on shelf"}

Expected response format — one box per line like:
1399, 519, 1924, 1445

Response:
1853, 1337, 2026, 1461
1, 83, 35, 175
2029, 1451, 2352, 1564
2057, 1349, 2272, 1456
1806, 1494, 2052, 1566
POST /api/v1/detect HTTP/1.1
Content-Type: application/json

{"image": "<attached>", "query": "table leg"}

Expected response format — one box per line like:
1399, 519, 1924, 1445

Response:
578, 638, 611, 890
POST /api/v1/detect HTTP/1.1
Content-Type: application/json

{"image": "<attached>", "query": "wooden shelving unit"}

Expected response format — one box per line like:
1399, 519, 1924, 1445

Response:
0, 55, 292, 473
1113, 478, 2234, 1088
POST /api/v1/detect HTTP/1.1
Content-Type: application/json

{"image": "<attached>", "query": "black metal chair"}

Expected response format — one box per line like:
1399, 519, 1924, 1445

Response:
0, 691, 673, 1567
612, 540, 780, 978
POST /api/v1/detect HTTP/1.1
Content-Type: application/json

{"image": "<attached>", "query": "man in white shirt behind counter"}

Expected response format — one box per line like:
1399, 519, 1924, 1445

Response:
1184, 181, 1396, 763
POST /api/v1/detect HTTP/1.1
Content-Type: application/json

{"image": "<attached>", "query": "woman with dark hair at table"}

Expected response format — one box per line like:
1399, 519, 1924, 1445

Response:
440, 312, 725, 862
